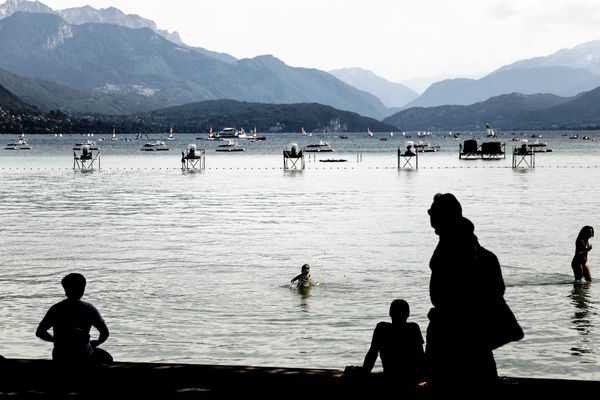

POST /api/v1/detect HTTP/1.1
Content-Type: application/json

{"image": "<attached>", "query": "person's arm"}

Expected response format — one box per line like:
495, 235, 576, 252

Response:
35, 309, 54, 343
91, 320, 109, 348
362, 325, 380, 373
291, 274, 302, 283
90, 309, 109, 348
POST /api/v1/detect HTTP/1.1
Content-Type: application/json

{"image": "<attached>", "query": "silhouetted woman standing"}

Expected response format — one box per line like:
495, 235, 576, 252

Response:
571, 226, 594, 282
425, 193, 507, 396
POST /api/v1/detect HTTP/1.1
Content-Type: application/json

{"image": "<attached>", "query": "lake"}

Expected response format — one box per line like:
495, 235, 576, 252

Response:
1, 131, 599, 380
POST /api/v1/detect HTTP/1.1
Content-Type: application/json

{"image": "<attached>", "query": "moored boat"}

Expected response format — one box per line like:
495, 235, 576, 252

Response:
528, 139, 551, 152
304, 140, 333, 152
216, 128, 239, 139
141, 140, 169, 151
216, 139, 245, 152
414, 140, 440, 152
5, 135, 31, 150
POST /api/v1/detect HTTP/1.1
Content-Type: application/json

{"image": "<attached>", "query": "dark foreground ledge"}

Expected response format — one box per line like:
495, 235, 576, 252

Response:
1, 359, 599, 399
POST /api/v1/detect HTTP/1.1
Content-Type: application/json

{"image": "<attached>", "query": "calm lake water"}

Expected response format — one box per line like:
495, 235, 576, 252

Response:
1, 131, 599, 380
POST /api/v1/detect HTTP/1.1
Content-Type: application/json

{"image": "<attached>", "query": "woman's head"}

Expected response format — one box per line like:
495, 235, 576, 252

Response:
428, 193, 463, 235
578, 226, 594, 240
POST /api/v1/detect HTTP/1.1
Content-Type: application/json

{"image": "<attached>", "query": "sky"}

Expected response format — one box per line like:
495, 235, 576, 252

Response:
35, 0, 600, 91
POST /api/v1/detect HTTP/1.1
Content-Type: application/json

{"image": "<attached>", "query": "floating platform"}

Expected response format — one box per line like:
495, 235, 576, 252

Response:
460, 140, 506, 160
1, 359, 599, 398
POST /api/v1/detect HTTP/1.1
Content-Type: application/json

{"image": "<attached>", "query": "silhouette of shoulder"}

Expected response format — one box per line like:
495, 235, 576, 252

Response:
44, 299, 104, 328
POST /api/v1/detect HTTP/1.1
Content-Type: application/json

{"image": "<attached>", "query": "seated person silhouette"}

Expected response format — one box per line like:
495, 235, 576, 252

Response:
362, 299, 425, 387
36, 273, 111, 364
519, 143, 528, 155
404, 144, 416, 156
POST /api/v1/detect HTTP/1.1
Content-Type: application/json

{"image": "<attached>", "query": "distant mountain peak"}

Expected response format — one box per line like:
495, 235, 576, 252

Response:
0, 0, 54, 18
496, 39, 600, 75
0, 0, 185, 45
329, 67, 417, 108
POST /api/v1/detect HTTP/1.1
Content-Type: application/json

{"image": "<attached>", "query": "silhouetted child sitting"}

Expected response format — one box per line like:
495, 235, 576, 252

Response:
362, 299, 426, 387
291, 264, 311, 288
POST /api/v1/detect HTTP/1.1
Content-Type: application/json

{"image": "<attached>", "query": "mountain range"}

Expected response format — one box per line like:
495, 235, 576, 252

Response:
5, 0, 600, 129
383, 88, 600, 131
405, 40, 600, 109
0, 3, 389, 119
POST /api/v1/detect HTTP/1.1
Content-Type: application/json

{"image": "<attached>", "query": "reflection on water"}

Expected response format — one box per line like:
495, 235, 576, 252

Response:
569, 283, 593, 356
297, 286, 311, 312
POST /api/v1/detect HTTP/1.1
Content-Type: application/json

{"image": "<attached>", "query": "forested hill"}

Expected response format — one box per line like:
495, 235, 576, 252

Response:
0, 98, 395, 134
147, 100, 395, 133
0, 82, 36, 112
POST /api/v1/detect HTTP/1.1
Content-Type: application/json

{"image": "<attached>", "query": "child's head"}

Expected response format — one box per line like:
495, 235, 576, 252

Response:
301, 264, 310, 274
62, 273, 86, 300
389, 299, 409, 322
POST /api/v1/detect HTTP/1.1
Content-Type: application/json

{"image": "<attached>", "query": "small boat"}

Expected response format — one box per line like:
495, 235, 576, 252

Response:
301, 127, 312, 137
414, 140, 440, 152
198, 127, 216, 141
73, 140, 99, 150
486, 123, 496, 138
569, 133, 579, 139
216, 128, 239, 139
367, 127, 373, 137
237, 128, 247, 139
528, 139, 551, 152
110, 127, 118, 141
216, 139, 245, 152
5, 135, 31, 150
251, 127, 266, 142
380, 137, 388, 141
304, 140, 333, 152
338, 135, 348, 139
166, 126, 175, 141
141, 140, 169, 151
319, 159, 347, 163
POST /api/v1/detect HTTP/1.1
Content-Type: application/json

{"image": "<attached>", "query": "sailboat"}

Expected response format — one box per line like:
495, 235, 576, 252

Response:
486, 123, 496, 138
167, 126, 175, 141
301, 127, 312, 137
111, 127, 118, 141
251, 127, 266, 142
368, 127, 373, 137
198, 126, 215, 141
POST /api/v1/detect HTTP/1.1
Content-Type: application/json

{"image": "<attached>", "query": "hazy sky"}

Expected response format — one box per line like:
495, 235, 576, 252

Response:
37, 0, 600, 89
